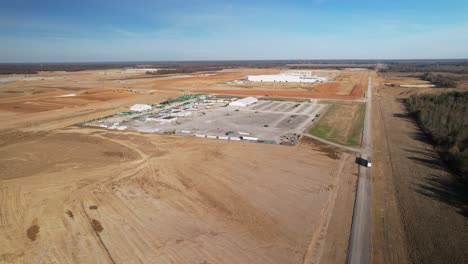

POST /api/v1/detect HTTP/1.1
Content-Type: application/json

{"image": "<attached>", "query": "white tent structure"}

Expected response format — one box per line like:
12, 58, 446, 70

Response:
229, 97, 258, 107
130, 104, 152, 112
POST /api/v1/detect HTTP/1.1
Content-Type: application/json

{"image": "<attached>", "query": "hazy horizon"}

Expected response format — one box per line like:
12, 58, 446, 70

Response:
2, 59, 468, 65
1, 0, 468, 63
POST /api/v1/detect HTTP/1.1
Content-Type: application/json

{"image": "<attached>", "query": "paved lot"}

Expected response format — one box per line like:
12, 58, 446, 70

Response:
88, 99, 326, 144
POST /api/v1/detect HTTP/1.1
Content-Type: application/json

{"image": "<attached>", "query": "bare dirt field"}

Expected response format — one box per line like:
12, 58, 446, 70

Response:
379, 72, 434, 86
380, 71, 468, 90
371, 75, 468, 264
198, 70, 370, 100
0, 126, 357, 263
0, 68, 370, 116
0, 89, 135, 113
0, 67, 359, 263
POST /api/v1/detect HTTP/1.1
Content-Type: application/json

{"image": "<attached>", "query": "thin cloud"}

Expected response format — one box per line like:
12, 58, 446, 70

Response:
109, 27, 139, 38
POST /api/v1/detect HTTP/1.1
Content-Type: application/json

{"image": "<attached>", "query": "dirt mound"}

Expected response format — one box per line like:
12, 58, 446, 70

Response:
91, 219, 104, 233
26, 225, 40, 241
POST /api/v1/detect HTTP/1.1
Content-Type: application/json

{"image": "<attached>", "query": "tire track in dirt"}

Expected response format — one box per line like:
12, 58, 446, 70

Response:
1, 124, 354, 263
372, 88, 410, 264
302, 152, 350, 264
81, 202, 115, 264
0, 184, 28, 257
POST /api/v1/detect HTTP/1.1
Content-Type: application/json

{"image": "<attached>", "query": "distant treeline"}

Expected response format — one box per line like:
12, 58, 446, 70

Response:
146, 66, 225, 75
4, 60, 371, 75
0, 63, 140, 75
0, 61, 291, 75
404, 92, 468, 178
3, 59, 468, 75
382, 61, 468, 74
145, 61, 300, 75
288, 64, 376, 70
421, 73, 458, 88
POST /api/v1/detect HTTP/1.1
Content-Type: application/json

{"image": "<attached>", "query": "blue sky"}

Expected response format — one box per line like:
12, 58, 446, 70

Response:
1, 0, 468, 62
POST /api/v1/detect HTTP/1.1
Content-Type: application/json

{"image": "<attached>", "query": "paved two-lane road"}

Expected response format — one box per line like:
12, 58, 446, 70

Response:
346, 76, 373, 264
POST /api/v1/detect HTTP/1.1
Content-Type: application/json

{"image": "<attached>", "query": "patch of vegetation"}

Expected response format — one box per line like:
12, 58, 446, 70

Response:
348, 103, 366, 146
309, 102, 365, 147
421, 73, 457, 88
310, 123, 334, 139
158, 93, 203, 107
404, 92, 468, 178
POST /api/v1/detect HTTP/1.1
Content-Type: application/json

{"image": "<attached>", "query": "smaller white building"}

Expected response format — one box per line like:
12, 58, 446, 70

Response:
130, 104, 152, 112
168, 110, 192, 117
229, 97, 258, 107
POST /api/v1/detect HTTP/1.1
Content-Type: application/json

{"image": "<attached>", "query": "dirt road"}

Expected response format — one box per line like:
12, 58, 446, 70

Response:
372, 84, 468, 263
303, 134, 361, 154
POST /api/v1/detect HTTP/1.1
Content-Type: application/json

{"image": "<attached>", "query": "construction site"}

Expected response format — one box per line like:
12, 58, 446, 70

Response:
247, 70, 329, 83
2, 0, 467, 261
83, 94, 325, 145
0, 66, 370, 264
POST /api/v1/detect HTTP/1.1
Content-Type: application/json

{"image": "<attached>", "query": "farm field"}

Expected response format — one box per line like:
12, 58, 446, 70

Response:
309, 102, 366, 147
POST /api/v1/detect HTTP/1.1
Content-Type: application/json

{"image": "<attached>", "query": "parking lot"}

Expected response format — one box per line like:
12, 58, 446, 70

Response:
84, 97, 326, 145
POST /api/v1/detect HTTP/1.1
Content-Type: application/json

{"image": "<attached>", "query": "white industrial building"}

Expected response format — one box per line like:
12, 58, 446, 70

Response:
284, 70, 314, 77
247, 70, 328, 83
124, 68, 159, 73
130, 104, 152, 112
229, 97, 258, 107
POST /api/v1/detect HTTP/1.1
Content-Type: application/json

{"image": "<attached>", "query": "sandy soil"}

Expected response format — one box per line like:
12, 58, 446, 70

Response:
371, 76, 468, 264
0, 89, 135, 113
0, 126, 357, 263
198, 70, 369, 100
0, 67, 360, 263
0, 68, 369, 115
380, 71, 468, 89
315, 141, 357, 264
